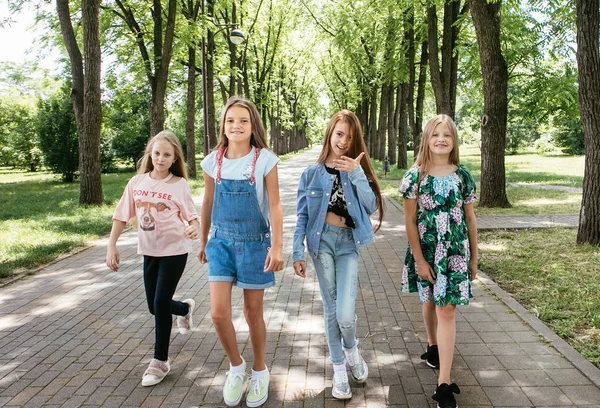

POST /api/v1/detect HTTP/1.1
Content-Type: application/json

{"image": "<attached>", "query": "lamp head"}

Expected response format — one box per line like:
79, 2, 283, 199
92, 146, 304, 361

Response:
229, 29, 245, 45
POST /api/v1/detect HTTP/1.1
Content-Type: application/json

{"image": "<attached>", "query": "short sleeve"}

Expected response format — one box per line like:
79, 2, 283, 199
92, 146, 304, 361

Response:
259, 149, 280, 176
178, 179, 200, 222
458, 166, 477, 204
200, 151, 218, 178
399, 168, 419, 199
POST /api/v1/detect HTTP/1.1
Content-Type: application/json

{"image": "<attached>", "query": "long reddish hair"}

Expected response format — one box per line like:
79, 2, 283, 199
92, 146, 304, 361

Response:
318, 110, 384, 231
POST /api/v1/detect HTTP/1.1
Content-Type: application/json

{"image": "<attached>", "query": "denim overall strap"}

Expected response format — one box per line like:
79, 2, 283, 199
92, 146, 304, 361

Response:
211, 147, 269, 242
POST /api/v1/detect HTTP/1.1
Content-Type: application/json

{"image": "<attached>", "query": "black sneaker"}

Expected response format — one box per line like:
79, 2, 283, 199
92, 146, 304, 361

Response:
420, 344, 440, 369
432, 383, 461, 408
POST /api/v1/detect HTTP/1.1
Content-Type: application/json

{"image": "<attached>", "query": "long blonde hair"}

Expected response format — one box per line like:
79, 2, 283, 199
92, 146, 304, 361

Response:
413, 114, 460, 189
137, 130, 188, 179
318, 110, 385, 232
215, 97, 269, 150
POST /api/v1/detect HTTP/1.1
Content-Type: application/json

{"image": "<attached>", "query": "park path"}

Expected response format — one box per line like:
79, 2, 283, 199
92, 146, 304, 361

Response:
0, 147, 598, 407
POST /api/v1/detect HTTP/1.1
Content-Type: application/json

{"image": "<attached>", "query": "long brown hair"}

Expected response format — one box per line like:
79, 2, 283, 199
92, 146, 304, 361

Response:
215, 97, 269, 150
413, 114, 460, 194
137, 130, 188, 179
318, 110, 385, 232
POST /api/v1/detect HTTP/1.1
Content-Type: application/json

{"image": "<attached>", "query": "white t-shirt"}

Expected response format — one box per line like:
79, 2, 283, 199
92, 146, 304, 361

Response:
201, 146, 280, 224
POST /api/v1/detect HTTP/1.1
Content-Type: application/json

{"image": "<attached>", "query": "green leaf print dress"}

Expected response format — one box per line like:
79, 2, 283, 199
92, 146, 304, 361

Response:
399, 165, 477, 306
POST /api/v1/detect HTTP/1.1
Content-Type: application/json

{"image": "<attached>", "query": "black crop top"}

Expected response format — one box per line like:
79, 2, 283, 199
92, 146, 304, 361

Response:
325, 165, 356, 228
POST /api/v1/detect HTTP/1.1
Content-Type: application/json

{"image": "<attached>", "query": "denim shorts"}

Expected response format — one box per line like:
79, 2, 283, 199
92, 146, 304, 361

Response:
206, 237, 276, 289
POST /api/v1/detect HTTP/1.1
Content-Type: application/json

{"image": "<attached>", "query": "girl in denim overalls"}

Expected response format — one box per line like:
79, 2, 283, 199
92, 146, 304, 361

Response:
293, 110, 384, 400
197, 97, 283, 407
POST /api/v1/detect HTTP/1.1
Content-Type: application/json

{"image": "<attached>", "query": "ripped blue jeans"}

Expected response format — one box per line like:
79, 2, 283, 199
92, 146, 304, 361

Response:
313, 223, 359, 364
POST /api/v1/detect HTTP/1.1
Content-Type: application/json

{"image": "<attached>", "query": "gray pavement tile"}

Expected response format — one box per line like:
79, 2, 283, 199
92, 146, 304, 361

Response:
545, 367, 593, 386
522, 386, 574, 406
508, 369, 556, 386
561, 385, 600, 405
483, 386, 532, 406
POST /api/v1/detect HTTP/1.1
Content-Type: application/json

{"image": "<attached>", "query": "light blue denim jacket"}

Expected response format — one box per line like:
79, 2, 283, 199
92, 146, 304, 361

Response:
293, 163, 378, 262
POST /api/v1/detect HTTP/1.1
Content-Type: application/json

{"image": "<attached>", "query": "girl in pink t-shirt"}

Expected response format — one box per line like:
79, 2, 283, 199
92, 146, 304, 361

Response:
106, 130, 199, 387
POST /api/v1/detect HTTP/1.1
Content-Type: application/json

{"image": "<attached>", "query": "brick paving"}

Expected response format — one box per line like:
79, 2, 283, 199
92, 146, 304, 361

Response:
0, 147, 598, 407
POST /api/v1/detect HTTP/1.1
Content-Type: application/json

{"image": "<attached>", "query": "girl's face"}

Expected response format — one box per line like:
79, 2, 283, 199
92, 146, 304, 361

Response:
151, 140, 176, 175
224, 106, 252, 145
329, 121, 352, 158
428, 121, 454, 158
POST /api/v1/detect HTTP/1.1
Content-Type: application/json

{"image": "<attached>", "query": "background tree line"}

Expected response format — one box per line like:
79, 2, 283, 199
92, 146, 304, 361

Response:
1, 0, 598, 244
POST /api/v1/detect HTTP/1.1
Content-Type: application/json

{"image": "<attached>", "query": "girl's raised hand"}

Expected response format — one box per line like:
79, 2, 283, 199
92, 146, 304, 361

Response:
332, 152, 365, 173
264, 246, 284, 272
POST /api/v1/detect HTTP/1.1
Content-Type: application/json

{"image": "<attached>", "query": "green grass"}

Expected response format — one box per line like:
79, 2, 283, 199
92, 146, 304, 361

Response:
479, 228, 600, 368
0, 168, 204, 280
377, 145, 583, 216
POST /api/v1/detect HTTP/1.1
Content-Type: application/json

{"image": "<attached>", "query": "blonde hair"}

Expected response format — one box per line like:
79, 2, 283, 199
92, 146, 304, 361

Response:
137, 130, 188, 179
215, 97, 269, 150
413, 114, 460, 187
317, 110, 385, 232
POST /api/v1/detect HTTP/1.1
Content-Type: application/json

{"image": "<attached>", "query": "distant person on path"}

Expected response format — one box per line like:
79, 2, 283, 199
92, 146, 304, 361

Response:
292, 110, 384, 400
196, 97, 284, 407
399, 114, 478, 408
383, 156, 390, 178
106, 130, 199, 387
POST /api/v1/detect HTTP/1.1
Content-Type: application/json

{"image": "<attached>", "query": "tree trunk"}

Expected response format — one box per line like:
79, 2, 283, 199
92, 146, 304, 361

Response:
206, 0, 218, 150
186, 45, 197, 178
470, 0, 510, 208
387, 83, 397, 165
397, 84, 408, 169
427, 4, 451, 116
56, 0, 103, 205
368, 89, 378, 155
377, 84, 389, 161
576, 0, 600, 245
414, 39, 428, 158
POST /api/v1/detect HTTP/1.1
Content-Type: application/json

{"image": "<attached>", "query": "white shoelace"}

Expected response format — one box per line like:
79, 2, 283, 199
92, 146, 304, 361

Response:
249, 376, 264, 395
225, 371, 245, 387
333, 371, 350, 389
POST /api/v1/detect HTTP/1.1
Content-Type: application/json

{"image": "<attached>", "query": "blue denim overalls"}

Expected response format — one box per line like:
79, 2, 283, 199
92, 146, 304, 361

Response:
206, 147, 275, 289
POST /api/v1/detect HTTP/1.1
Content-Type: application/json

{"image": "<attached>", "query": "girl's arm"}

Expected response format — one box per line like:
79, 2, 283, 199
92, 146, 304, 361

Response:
196, 171, 214, 264
404, 199, 436, 283
293, 171, 309, 278
265, 165, 284, 272
106, 220, 127, 272
463, 203, 478, 280
333, 153, 377, 214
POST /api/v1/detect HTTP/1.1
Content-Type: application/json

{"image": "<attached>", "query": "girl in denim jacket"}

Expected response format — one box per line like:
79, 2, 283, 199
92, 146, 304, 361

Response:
293, 110, 384, 400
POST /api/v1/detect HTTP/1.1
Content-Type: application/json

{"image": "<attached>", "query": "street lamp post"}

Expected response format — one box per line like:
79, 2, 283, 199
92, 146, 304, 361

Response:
201, 6, 245, 156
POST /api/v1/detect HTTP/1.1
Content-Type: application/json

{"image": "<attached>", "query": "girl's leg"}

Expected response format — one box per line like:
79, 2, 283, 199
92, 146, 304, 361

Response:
436, 304, 456, 384
243, 289, 266, 371
334, 250, 358, 350
148, 254, 188, 361
422, 301, 437, 345
210, 281, 243, 366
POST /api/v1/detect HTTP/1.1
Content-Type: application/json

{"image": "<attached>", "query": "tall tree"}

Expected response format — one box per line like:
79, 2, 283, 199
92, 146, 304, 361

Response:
113, 0, 177, 136
470, 0, 510, 207
576, 0, 600, 245
56, 0, 103, 205
427, 0, 469, 117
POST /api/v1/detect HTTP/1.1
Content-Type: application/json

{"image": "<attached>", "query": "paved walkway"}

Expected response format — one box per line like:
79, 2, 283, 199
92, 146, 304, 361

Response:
0, 148, 598, 407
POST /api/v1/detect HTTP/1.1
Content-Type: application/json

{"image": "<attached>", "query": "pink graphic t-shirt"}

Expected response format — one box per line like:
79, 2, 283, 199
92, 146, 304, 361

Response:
113, 173, 199, 256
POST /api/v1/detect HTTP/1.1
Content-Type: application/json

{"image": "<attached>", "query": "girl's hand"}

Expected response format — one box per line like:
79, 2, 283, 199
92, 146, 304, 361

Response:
416, 259, 436, 284
196, 242, 207, 264
332, 152, 365, 173
106, 246, 120, 272
293, 261, 306, 278
184, 224, 199, 239
470, 259, 478, 281
264, 246, 284, 272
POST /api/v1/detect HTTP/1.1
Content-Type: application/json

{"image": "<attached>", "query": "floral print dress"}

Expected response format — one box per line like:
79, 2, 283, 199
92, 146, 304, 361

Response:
399, 165, 477, 306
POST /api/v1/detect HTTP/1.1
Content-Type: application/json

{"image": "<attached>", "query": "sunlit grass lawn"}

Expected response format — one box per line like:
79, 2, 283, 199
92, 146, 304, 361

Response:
377, 145, 583, 216
0, 167, 204, 280
479, 228, 600, 368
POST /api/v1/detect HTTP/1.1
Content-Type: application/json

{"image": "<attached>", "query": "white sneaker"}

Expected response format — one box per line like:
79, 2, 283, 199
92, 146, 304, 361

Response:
177, 298, 195, 335
332, 369, 352, 399
344, 341, 368, 383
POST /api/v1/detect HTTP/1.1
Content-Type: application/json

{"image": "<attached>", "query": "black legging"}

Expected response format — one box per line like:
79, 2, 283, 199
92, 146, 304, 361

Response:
143, 254, 190, 361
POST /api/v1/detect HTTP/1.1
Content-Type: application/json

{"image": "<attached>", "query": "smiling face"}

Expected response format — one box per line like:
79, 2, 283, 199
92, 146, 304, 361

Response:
151, 139, 176, 176
329, 120, 352, 158
428, 121, 454, 158
224, 105, 253, 146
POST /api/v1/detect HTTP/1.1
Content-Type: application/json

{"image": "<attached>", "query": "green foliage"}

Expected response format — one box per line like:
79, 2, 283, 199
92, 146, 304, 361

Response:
35, 85, 79, 182
0, 100, 41, 170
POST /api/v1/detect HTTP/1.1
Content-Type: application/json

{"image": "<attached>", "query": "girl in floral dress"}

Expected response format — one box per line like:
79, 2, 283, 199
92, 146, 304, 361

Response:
399, 114, 478, 408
